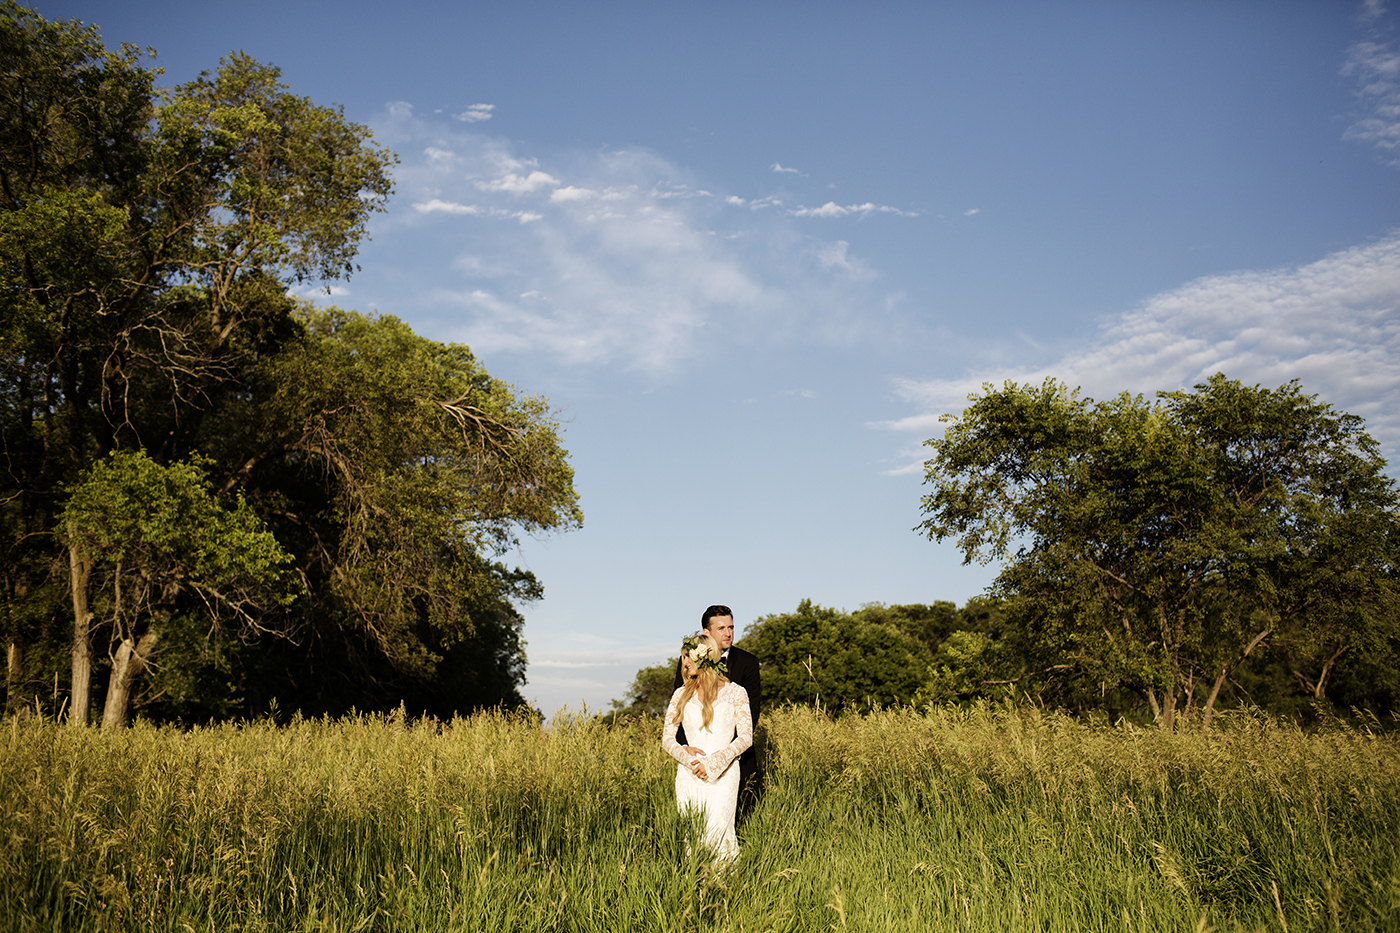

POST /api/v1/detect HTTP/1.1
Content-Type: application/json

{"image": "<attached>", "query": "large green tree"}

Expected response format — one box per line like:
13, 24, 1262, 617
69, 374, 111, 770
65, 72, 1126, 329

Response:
920, 375, 1400, 728
205, 306, 581, 715
740, 599, 932, 710
1, 4, 579, 723
0, 1, 394, 722
59, 450, 295, 727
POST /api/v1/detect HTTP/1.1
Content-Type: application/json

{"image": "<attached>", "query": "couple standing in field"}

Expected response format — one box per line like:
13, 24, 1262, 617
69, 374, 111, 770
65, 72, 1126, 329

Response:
661, 604, 763, 864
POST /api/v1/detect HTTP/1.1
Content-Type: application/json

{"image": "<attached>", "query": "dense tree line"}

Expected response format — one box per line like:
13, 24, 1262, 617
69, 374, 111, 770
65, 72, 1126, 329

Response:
618, 376, 1399, 725
618, 584, 1397, 724
609, 599, 1013, 718
619, 379, 1398, 725
0, 3, 581, 725
922, 375, 1400, 726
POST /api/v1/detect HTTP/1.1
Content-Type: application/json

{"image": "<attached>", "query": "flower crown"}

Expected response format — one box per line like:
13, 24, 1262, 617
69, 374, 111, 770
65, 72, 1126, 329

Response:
681, 633, 728, 676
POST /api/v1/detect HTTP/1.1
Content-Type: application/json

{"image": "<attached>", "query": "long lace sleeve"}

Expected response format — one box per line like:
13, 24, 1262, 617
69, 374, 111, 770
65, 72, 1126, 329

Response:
696, 683, 753, 783
660, 687, 693, 766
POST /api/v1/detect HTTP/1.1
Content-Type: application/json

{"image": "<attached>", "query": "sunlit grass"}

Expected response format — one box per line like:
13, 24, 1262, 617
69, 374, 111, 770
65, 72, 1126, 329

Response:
1, 704, 1396, 931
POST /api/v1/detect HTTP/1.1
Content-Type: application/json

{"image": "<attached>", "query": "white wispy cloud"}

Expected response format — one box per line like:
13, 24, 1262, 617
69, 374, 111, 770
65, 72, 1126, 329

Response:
725, 195, 783, 210
372, 105, 909, 372
964, 208, 980, 216
454, 103, 495, 123
877, 234, 1400, 472
550, 185, 595, 202
652, 184, 713, 200
772, 162, 803, 174
525, 639, 677, 716
788, 201, 917, 218
413, 198, 480, 215
1343, 5, 1400, 164
291, 283, 350, 301
452, 255, 509, 277
476, 170, 560, 194
814, 240, 876, 280
411, 200, 543, 225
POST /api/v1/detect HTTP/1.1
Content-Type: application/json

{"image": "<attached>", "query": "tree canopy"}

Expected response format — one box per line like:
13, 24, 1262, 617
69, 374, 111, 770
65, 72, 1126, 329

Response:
610, 599, 1025, 717
216, 306, 581, 717
0, 3, 579, 725
60, 450, 296, 727
741, 599, 930, 710
920, 374, 1400, 727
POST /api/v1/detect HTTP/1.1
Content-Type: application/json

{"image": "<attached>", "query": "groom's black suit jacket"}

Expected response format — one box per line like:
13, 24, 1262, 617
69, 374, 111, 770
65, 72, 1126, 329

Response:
673, 645, 762, 777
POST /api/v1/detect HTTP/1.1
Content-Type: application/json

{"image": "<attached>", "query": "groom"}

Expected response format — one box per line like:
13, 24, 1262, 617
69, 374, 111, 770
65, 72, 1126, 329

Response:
674, 604, 763, 808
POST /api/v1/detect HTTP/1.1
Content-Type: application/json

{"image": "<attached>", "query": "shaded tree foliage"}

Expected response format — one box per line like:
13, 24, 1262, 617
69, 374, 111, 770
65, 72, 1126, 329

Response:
921, 375, 1400, 727
612, 600, 1026, 715
737, 599, 932, 711
0, 4, 578, 723
59, 450, 295, 727
207, 307, 581, 716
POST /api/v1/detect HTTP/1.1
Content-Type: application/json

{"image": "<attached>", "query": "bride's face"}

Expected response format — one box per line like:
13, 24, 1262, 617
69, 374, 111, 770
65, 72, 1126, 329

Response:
682, 655, 698, 679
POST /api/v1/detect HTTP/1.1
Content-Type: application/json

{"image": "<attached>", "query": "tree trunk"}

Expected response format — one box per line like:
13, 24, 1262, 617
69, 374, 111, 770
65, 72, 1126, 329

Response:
1161, 688, 1176, 732
1313, 653, 1338, 700
68, 535, 94, 727
1202, 628, 1271, 731
5, 636, 20, 713
101, 629, 158, 730
1201, 664, 1229, 731
1145, 688, 1161, 722
1293, 644, 1348, 702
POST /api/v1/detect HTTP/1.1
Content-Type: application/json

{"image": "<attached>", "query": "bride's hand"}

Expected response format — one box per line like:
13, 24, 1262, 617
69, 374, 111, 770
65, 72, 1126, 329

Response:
683, 746, 708, 780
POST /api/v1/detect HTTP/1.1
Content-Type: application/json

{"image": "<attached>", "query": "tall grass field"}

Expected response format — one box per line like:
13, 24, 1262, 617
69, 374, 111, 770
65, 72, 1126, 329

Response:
1, 704, 1396, 931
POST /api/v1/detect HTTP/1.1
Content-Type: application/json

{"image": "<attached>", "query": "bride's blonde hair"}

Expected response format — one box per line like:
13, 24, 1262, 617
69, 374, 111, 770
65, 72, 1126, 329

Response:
672, 633, 729, 730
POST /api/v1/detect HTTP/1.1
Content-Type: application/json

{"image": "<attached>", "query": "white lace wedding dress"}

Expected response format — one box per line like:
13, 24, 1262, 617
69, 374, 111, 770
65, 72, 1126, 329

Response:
661, 681, 754, 863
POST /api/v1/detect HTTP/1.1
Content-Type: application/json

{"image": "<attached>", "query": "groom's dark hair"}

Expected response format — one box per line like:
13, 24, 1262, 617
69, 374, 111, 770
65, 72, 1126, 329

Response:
701, 605, 733, 629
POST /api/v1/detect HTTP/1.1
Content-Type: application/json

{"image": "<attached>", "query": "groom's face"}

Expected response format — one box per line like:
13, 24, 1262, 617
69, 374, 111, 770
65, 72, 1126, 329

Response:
706, 616, 735, 652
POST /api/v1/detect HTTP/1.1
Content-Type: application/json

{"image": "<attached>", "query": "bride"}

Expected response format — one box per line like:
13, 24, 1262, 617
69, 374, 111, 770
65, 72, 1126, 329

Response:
661, 631, 754, 863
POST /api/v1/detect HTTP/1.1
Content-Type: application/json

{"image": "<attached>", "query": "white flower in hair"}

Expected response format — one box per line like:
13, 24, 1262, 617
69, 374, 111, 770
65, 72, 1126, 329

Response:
681, 632, 728, 675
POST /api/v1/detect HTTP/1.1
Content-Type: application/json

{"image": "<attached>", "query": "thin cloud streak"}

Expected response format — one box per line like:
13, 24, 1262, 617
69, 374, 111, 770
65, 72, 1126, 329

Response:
414, 198, 479, 215
878, 234, 1400, 472
454, 103, 495, 123
525, 640, 676, 715
530, 640, 675, 670
788, 201, 918, 218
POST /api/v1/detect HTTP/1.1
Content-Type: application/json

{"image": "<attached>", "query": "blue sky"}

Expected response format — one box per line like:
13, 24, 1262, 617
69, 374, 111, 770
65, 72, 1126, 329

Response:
40, 0, 1400, 717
